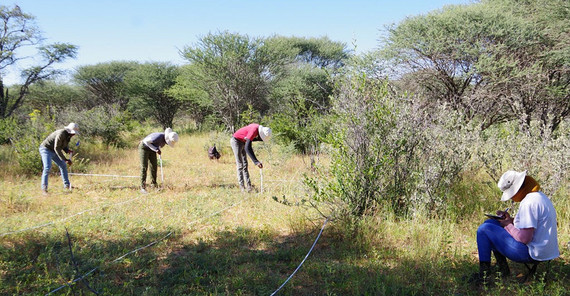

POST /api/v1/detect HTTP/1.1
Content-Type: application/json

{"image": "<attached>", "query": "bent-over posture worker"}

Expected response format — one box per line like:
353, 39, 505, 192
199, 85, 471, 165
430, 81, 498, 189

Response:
39, 123, 79, 194
139, 128, 178, 193
230, 123, 271, 192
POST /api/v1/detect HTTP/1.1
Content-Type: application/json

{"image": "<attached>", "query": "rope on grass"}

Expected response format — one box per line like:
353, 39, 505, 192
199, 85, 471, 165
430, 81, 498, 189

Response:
45, 230, 172, 296
270, 216, 329, 296
44, 194, 254, 295
112, 231, 173, 263
45, 268, 98, 295
0, 195, 144, 237
68, 173, 139, 178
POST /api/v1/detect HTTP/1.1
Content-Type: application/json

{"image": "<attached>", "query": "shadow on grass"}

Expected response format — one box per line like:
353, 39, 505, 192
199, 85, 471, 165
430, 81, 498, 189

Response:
1, 225, 568, 295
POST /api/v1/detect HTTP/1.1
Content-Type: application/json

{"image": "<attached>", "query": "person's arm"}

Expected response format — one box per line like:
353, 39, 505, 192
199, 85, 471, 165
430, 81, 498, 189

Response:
499, 211, 535, 244
53, 132, 70, 161
244, 139, 260, 165
504, 225, 535, 244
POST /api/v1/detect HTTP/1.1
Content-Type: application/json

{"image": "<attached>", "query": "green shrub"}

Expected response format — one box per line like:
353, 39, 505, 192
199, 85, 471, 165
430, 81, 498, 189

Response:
59, 105, 134, 147
0, 117, 18, 144
308, 74, 477, 219
307, 75, 400, 217
13, 110, 53, 174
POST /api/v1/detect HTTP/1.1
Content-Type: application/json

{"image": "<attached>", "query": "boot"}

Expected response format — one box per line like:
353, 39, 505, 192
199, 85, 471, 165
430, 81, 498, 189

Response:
493, 251, 510, 277
467, 261, 492, 285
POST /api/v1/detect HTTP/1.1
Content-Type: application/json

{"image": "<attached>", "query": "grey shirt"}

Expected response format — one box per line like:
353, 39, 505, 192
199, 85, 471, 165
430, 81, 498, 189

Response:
142, 132, 167, 152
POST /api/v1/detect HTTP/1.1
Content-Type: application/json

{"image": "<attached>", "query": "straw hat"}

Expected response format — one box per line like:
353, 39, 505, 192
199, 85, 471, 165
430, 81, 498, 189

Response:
498, 170, 527, 201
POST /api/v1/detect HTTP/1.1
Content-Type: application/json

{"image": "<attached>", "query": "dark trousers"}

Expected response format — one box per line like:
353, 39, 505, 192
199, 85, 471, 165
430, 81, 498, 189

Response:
139, 142, 157, 188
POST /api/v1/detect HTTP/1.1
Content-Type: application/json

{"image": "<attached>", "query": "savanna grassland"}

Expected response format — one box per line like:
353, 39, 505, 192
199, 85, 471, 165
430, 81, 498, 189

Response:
1, 133, 569, 296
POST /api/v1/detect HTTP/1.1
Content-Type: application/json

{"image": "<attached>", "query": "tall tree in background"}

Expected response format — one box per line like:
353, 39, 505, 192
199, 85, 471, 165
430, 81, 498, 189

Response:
381, 0, 570, 135
265, 36, 349, 154
168, 63, 213, 129
180, 31, 275, 131
0, 5, 77, 119
25, 81, 86, 118
125, 62, 180, 129
74, 61, 139, 111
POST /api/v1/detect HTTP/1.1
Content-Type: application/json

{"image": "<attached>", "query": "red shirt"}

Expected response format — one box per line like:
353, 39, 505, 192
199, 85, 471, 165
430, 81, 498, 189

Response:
233, 123, 260, 143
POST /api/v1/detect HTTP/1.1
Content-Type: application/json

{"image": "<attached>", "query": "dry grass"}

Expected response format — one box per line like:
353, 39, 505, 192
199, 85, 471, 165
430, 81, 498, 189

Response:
0, 132, 568, 295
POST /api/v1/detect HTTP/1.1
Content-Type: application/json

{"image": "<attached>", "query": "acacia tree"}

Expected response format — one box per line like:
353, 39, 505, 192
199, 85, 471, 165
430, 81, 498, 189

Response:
24, 81, 86, 118
179, 31, 275, 131
125, 62, 180, 129
74, 61, 139, 111
264, 36, 349, 155
0, 5, 77, 119
381, 0, 570, 135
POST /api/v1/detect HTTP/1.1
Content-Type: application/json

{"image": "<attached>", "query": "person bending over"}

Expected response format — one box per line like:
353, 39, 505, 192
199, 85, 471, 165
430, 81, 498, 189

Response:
139, 128, 178, 193
39, 123, 79, 194
230, 123, 271, 192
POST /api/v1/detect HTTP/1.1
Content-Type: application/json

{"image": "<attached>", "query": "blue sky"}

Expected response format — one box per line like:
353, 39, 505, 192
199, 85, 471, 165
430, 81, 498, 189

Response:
5, 0, 471, 85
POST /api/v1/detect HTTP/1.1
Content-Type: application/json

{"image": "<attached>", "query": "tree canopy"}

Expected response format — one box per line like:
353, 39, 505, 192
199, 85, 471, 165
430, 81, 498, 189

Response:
381, 0, 570, 135
0, 5, 77, 119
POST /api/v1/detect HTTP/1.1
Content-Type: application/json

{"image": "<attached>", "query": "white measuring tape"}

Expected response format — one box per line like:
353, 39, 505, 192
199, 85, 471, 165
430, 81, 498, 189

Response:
68, 173, 138, 178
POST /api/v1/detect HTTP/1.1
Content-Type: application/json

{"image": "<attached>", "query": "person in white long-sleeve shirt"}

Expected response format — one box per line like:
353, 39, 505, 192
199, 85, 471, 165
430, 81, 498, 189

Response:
138, 128, 178, 192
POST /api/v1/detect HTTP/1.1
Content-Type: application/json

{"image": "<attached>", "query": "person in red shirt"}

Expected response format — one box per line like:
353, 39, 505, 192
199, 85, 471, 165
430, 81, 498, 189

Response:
230, 123, 272, 192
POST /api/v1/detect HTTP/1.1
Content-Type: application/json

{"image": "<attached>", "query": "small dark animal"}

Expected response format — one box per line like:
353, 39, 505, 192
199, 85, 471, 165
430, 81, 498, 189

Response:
208, 145, 221, 160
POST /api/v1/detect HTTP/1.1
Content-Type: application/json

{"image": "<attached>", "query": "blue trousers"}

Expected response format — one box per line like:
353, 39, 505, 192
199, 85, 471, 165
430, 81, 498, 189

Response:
39, 146, 70, 190
476, 219, 532, 263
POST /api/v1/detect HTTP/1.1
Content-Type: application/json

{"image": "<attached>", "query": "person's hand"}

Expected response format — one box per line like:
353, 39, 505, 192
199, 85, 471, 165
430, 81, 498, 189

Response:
497, 211, 513, 227
157, 150, 161, 155
257, 162, 263, 169
68, 149, 74, 154
66, 159, 73, 166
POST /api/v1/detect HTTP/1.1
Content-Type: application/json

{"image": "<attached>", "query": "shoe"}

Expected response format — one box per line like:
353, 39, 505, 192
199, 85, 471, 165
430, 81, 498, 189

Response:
466, 262, 492, 286
42, 189, 49, 196
493, 251, 510, 277
141, 188, 148, 194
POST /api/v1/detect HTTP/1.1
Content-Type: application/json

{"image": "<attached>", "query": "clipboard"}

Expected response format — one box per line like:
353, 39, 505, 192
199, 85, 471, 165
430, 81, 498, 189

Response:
484, 213, 504, 220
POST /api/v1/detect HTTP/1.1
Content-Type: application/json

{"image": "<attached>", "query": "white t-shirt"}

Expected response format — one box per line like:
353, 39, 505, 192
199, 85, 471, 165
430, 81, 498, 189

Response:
514, 191, 559, 261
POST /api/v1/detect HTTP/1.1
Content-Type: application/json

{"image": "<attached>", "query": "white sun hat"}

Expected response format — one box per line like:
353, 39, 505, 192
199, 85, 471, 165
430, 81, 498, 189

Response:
65, 123, 79, 135
258, 125, 272, 142
164, 128, 179, 147
498, 170, 527, 201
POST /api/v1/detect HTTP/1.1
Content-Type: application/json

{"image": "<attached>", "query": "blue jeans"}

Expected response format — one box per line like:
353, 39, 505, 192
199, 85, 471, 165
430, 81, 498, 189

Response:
476, 219, 533, 263
39, 146, 70, 190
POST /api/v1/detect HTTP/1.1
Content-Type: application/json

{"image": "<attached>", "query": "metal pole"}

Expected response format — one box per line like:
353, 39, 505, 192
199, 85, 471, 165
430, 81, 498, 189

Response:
68, 151, 73, 192
260, 168, 263, 193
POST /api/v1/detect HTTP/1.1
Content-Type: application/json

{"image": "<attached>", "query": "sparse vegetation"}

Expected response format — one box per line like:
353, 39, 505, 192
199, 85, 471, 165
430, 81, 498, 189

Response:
1, 1, 568, 295
0, 133, 568, 295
